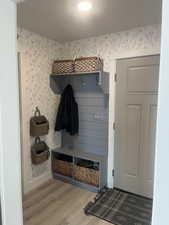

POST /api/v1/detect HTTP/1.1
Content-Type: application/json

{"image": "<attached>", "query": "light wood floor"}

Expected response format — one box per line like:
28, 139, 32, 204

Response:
23, 179, 111, 225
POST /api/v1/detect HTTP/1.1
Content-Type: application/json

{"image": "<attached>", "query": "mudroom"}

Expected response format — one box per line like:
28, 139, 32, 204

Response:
16, 1, 162, 225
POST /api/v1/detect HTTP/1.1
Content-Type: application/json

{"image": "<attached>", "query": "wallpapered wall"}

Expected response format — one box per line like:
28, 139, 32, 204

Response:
18, 29, 62, 193
62, 25, 161, 61
61, 24, 161, 187
18, 24, 161, 193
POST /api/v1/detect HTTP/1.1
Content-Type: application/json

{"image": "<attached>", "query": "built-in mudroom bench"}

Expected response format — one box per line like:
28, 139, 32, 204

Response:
52, 147, 107, 192
50, 71, 109, 192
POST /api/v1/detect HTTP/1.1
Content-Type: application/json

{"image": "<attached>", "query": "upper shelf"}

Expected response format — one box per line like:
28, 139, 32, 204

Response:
50, 71, 109, 95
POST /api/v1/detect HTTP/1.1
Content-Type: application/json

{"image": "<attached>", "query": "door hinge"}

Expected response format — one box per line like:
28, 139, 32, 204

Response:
114, 73, 117, 82
113, 122, 115, 130
112, 169, 115, 177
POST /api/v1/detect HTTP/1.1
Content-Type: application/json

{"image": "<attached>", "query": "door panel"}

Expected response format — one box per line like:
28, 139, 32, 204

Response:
142, 104, 157, 197
114, 55, 159, 198
127, 65, 159, 93
127, 105, 141, 177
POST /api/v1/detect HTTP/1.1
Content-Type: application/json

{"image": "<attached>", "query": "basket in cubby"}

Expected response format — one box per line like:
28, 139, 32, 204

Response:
74, 165, 99, 187
52, 154, 73, 177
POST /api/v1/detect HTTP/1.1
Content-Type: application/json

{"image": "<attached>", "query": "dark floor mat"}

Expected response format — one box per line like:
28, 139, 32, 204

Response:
84, 188, 152, 225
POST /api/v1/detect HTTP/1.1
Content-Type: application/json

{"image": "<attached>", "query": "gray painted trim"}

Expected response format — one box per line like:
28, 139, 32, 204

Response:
53, 173, 100, 193
50, 71, 109, 95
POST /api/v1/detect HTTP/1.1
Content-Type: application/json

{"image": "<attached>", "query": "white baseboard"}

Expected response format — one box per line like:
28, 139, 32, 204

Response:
23, 172, 52, 194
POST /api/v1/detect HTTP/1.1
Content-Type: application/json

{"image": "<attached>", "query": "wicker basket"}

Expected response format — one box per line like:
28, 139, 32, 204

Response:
75, 57, 103, 73
52, 159, 73, 177
74, 165, 99, 187
52, 59, 74, 74
31, 137, 50, 165
30, 107, 49, 137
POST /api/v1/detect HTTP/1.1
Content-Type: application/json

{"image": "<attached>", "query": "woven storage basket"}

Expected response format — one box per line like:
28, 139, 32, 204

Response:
31, 137, 50, 165
75, 57, 103, 73
30, 107, 49, 137
52, 59, 74, 74
52, 159, 73, 177
74, 165, 99, 187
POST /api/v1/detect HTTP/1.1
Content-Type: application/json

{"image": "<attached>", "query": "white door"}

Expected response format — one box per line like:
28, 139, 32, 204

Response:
114, 55, 159, 198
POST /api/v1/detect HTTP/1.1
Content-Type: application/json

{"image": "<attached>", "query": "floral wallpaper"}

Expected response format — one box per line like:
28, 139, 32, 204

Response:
18, 24, 161, 193
62, 25, 161, 66
18, 28, 62, 193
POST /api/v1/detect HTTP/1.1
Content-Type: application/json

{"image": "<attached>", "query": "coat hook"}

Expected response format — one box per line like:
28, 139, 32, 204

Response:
81, 78, 86, 87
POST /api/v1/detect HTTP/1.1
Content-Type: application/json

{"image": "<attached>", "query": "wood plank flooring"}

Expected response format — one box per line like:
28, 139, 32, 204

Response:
23, 179, 111, 225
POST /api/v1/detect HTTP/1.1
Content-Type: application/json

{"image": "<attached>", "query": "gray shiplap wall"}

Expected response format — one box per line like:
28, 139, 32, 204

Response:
51, 73, 109, 189
62, 90, 109, 157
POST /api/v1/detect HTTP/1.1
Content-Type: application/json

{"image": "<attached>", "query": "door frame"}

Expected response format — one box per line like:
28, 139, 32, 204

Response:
107, 53, 160, 189
113, 54, 160, 195
108, 53, 160, 188
0, 1, 23, 225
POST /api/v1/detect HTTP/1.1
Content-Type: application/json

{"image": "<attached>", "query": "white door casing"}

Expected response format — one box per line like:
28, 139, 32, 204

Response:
0, 1, 23, 225
114, 55, 159, 198
152, 0, 169, 224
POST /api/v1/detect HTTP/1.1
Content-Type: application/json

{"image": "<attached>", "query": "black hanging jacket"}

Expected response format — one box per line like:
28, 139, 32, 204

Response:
55, 84, 79, 136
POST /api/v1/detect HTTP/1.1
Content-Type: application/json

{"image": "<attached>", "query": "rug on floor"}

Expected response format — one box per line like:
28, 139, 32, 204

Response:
84, 188, 152, 225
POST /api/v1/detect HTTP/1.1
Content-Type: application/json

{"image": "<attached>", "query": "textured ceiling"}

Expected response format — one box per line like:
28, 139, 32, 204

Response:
17, 0, 162, 43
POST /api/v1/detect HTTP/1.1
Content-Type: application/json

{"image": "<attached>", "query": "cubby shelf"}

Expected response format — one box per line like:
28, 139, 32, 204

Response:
52, 147, 107, 162
50, 71, 109, 95
52, 148, 107, 192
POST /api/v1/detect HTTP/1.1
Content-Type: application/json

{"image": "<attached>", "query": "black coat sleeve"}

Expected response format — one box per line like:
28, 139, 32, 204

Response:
55, 84, 79, 136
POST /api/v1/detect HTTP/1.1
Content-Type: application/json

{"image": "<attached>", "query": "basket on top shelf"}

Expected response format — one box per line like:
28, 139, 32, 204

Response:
52, 57, 103, 74
52, 59, 74, 74
74, 57, 103, 73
